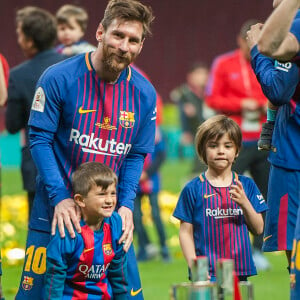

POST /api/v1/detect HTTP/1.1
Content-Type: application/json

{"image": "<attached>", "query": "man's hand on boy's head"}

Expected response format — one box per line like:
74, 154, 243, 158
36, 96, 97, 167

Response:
229, 179, 248, 207
51, 198, 81, 238
118, 206, 134, 252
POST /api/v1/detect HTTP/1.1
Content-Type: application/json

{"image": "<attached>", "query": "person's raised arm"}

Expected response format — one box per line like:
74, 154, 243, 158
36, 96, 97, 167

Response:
258, 0, 300, 60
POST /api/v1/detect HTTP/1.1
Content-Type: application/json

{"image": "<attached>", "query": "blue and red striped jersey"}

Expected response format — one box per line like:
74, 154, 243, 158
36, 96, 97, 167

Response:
44, 212, 127, 299
28, 52, 156, 232
173, 172, 268, 278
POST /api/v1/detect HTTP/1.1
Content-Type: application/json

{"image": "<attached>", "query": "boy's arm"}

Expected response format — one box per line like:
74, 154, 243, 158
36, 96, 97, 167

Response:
107, 253, 128, 300
44, 258, 68, 299
179, 221, 196, 268
44, 232, 69, 299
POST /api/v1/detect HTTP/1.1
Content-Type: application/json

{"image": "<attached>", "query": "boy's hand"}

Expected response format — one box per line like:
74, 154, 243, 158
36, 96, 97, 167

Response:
229, 180, 248, 207
118, 206, 133, 252
52, 198, 81, 238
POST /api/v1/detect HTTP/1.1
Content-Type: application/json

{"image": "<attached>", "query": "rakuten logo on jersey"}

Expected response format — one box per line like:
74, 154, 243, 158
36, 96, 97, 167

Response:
69, 128, 132, 156
206, 207, 243, 219
78, 263, 110, 279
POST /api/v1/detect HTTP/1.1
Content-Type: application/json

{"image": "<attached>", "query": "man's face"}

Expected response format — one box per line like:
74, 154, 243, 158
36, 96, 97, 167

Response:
97, 19, 144, 73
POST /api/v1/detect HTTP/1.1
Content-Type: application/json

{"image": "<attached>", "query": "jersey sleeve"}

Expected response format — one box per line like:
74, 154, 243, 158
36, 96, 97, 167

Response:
117, 152, 145, 210
250, 45, 299, 105
242, 176, 268, 213
173, 182, 197, 223
28, 68, 65, 133
290, 18, 300, 44
28, 68, 71, 206
130, 86, 156, 154
29, 127, 71, 206
44, 230, 77, 299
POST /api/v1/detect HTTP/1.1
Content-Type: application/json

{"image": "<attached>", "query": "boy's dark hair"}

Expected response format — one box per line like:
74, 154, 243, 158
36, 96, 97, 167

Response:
195, 115, 242, 164
56, 4, 89, 33
239, 19, 260, 40
101, 0, 154, 39
16, 6, 57, 52
72, 162, 117, 196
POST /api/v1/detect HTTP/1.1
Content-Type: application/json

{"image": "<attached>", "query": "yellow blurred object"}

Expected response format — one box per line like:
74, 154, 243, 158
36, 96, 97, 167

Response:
1, 194, 28, 265
5, 248, 25, 265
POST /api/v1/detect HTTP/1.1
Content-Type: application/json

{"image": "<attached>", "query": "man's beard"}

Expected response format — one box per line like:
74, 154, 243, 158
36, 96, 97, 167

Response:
102, 41, 133, 74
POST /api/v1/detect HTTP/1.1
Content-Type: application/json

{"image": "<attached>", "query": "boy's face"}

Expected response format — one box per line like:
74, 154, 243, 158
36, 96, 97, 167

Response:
57, 17, 84, 46
81, 183, 117, 219
205, 133, 238, 172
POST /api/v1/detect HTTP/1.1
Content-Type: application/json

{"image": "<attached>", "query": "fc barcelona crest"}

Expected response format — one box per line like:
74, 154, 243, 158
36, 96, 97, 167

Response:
103, 243, 113, 256
22, 275, 34, 291
119, 111, 135, 128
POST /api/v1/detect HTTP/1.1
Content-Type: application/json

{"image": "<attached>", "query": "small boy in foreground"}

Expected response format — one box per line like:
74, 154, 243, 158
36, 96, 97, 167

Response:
44, 162, 127, 299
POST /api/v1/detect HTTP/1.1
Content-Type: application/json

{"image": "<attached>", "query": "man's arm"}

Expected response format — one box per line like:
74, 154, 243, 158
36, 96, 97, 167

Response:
248, 23, 300, 105
117, 152, 145, 251
29, 126, 81, 238
251, 46, 299, 105
258, 0, 300, 60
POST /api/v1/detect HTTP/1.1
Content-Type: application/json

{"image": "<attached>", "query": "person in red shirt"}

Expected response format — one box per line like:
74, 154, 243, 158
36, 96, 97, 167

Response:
0, 54, 9, 128
205, 20, 270, 271
0, 52, 9, 300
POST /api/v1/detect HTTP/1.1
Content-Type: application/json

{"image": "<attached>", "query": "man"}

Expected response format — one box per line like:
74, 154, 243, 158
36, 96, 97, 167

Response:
16, 1, 155, 299
5, 7, 64, 217
255, 0, 300, 298
170, 62, 212, 174
205, 20, 270, 271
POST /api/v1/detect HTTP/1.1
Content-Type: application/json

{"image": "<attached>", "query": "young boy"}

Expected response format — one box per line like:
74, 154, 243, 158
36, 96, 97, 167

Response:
55, 4, 96, 56
173, 115, 268, 281
44, 162, 127, 299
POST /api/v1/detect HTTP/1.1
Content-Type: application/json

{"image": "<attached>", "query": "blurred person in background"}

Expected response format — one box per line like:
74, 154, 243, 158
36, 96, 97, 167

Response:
55, 4, 96, 56
5, 7, 64, 217
133, 126, 171, 263
170, 62, 214, 174
0, 51, 9, 300
205, 19, 270, 271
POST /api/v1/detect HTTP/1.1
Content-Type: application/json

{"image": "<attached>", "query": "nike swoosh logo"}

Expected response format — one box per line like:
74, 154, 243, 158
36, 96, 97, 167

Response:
130, 288, 142, 297
84, 247, 95, 253
204, 193, 216, 199
78, 107, 97, 114
263, 235, 272, 242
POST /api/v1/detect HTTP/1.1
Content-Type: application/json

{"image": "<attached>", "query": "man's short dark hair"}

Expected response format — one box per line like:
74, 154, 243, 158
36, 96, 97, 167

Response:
239, 19, 260, 40
101, 0, 154, 39
16, 6, 57, 52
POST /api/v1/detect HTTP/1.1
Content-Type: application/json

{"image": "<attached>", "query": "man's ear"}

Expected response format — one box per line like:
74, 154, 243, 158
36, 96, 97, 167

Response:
74, 194, 85, 208
96, 23, 104, 43
137, 38, 145, 55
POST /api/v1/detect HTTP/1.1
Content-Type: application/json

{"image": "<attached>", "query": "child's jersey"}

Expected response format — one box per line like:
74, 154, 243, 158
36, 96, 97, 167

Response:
44, 212, 127, 299
173, 172, 268, 278
55, 40, 96, 56
28, 52, 156, 232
